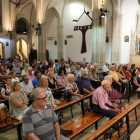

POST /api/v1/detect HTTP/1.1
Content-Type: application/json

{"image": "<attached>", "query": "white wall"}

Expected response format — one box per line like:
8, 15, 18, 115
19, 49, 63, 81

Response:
22, 39, 28, 58
46, 8, 58, 60
63, 0, 92, 62
105, 0, 112, 64
121, 0, 140, 64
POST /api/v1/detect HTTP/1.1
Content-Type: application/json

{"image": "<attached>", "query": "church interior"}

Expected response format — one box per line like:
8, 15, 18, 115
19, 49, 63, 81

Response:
1, 0, 140, 140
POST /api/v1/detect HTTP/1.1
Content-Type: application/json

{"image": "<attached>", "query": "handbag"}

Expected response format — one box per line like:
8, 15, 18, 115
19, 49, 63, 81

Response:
110, 91, 122, 100
0, 106, 11, 124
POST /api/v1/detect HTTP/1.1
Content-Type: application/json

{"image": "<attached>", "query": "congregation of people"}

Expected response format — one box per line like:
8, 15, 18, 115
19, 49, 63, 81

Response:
0, 55, 139, 139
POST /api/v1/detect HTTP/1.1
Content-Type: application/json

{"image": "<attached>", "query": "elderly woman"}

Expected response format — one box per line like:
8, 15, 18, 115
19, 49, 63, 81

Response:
65, 64, 71, 75
117, 66, 129, 93
9, 82, 28, 120
74, 65, 81, 80
39, 78, 60, 108
65, 74, 90, 111
48, 72, 57, 89
56, 69, 67, 88
21, 66, 28, 75
11, 70, 20, 82
1, 76, 12, 100
104, 75, 127, 127
131, 69, 140, 98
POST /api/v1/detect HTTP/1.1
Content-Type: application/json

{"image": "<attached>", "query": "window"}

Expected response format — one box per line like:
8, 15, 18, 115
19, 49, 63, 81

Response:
16, 19, 27, 34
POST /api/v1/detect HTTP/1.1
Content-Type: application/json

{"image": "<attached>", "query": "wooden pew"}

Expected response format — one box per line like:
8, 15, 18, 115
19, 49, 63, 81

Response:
83, 99, 140, 140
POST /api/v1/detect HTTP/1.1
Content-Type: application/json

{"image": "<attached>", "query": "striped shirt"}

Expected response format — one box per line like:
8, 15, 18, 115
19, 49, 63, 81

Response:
22, 104, 58, 140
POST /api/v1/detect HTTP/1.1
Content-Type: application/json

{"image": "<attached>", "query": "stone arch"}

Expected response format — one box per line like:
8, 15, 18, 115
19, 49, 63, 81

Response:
16, 38, 28, 44
0, 42, 4, 58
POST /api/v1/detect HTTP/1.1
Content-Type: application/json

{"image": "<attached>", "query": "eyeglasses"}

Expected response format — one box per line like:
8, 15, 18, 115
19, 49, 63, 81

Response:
36, 95, 47, 101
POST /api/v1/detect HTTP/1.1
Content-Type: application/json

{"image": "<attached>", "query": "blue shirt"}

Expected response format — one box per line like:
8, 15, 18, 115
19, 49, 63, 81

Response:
3, 62, 7, 64
12, 66, 21, 73
32, 78, 41, 87
78, 77, 91, 92
42, 65, 48, 70
58, 63, 61, 68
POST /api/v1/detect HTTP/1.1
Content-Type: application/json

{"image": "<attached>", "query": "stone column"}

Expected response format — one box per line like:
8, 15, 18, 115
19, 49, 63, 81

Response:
111, 1, 122, 65
91, 0, 107, 68
27, 28, 32, 60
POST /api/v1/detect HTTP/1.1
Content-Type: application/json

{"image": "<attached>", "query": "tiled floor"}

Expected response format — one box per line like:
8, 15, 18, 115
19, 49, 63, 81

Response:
0, 93, 140, 140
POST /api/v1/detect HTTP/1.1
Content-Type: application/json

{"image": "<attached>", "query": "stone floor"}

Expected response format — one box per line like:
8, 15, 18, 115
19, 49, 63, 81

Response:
0, 93, 140, 140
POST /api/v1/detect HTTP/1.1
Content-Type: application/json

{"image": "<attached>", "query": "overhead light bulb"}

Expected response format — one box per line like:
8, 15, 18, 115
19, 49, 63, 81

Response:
73, 20, 78, 23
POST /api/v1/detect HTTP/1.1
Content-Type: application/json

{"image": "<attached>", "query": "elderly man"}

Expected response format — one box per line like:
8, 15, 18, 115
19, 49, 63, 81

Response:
102, 62, 109, 76
32, 70, 41, 88
21, 75, 34, 106
89, 68, 101, 88
12, 61, 21, 73
92, 80, 120, 120
22, 88, 61, 140
26, 67, 36, 81
42, 61, 48, 70
80, 62, 87, 72
71, 62, 77, 73
78, 70, 94, 95
74, 65, 81, 80
82, 58, 86, 63
108, 65, 126, 94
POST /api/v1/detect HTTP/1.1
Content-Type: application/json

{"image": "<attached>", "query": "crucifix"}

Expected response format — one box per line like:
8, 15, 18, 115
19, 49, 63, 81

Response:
73, 6, 93, 54
74, 25, 92, 53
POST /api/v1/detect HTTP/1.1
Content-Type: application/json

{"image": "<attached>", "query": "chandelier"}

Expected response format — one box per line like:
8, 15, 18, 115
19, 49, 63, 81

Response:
9, 0, 28, 7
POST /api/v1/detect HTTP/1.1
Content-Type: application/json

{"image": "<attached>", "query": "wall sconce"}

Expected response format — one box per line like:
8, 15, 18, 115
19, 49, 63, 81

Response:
5, 30, 12, 40
73, 6, 93, 25
99, 1, 110, 26
26, 23, 41, 36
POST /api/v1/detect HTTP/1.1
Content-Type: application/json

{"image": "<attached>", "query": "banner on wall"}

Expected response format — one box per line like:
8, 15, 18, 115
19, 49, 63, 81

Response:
74, 24, 92, 53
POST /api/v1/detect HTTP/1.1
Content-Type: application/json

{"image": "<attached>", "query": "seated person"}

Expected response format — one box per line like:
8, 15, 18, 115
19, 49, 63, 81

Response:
80, 62, 87, 72
92, 80, 120, 120
108, 65, 126, 94
11, 70, 20, 82
125, 66, 131, 80
12, 61, 21, 74
48, 72, 57, 89
131, 68, 140, 94
41, 69, 48, 79
26, 67, 36, 81
42, 61, 48, 70
102, 62, 109, 76
65, 64, 71, 75
21, 66, 28, 75
74, 65, 81, 80
8, 62, 13, 71
56, 69, 67, 88
9, 82, 28, 120
32, 64, 38, 74
4, 64, 10, 74
48, 64, 54, 74
78, 70, 94, 95
24, 60, 30, 68
22, 88, 61, 140
86, 64, 91, 72
0, 66, 8, 77
1, 76, 12, 100
65, 74, 90, 111
59, 63, 66, 75
32, 70, 41, 88
130, 64, 136, 74
71, 62, 77, 73
89, 68, 101, 88
55, 63, 59, 73
39, 78, 59, 108
116, 66, 129, 93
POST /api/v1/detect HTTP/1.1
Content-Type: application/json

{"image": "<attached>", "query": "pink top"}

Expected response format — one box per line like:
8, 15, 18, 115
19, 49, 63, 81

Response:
56, 75, 67, 87
48, 68, 54, 74
26, 73, 36, 81
92, 86, 112, 110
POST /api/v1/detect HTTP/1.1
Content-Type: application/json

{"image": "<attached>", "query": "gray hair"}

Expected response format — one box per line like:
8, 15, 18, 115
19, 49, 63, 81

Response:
67, 74, 74, 81
94, 63, 97, 66
81, 69, 88, 75
104, 75, 113, 81
30, 87, 45, 101
65, 64, 69, 68
101, 80, 110, 86
91, 68, 96, 73
76, 65, 80, 69
110, 65, 115, 69
48, 71, 53, 77
28, 67, 32, 70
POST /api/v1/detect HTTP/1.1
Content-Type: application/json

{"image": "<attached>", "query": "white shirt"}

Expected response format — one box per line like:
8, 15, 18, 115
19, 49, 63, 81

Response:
102, 65, 109, 72
12, 77, 19, 82
66, 68, 71, 73
20, 81, 34, 94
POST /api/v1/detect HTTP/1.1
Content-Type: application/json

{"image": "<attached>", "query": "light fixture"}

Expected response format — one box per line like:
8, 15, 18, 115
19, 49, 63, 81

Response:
9, 0, 28, 7
72, 6, 93, 25
26, 23, 41, 36
99, 1, 110, 26
5, 30, 12, 40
